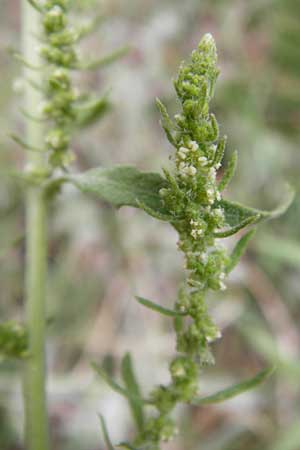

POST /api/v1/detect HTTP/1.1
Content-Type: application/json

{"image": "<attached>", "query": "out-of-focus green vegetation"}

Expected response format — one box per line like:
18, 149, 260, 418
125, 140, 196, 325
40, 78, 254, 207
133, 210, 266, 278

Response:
0, 1, 299, 449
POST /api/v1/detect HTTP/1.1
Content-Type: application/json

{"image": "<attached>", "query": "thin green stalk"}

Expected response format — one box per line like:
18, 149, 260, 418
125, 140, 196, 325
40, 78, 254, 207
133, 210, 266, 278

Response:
22, 2, 50, 449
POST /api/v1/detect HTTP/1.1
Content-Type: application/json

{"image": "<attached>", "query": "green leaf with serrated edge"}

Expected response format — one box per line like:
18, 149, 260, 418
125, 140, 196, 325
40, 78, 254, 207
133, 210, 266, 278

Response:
99, 415, 115, 450
135, 297, 187, 317
192, 366, 275, 406
226, 229, 256, 273
68, 166, 168, 213
121, 353, 145, 432
218, 150, 238, 192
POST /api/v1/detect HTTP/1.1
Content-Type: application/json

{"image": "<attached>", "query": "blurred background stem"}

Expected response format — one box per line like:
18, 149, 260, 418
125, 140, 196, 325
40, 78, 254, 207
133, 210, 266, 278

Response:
22, 1, 50, 449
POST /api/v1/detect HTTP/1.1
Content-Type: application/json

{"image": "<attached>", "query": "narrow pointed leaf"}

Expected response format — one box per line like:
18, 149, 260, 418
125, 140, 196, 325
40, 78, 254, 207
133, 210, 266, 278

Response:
213, 135, 227, 167
192, 366, 275, 406
75, 46, 129, 70
99, 415, 115, 450
136, 296, 187, 317
218, 150, 237, 192
226, 228, 256, 273
93, 362, 150, 405
92, 362, 129, 398
26, 0, 43, 13
10, 133, 44, 153
220, 186, 294, 227
75, 95, 111, 128
156, 98, 177, 146
214, 215, 259, 238
121, 353, 145, 432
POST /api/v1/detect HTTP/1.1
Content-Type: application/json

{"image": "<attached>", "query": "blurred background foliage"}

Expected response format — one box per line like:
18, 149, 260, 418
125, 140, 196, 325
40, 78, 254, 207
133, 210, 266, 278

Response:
0, 0, 299, 449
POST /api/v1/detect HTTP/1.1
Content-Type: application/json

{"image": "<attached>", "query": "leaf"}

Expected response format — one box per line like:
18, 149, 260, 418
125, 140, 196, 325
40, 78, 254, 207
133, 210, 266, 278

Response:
121, 353, 144, 432
69, 166, 168, 213
99, 415, 115, 450
216, 186, 294, 237
226, 228, 256, 273
156, 98, 177, 146
69, 166, 294, 233
92, 362, 150, 405
92, 362, 129, 398
214, 215, 259, 238
192, 366, 275, 406
26, 0, 43, 13
135, 296, 187, 317
218, 150, 237, 192
221, 186, 294, 227
75, 46, 129, 70
75, 95, 111, 128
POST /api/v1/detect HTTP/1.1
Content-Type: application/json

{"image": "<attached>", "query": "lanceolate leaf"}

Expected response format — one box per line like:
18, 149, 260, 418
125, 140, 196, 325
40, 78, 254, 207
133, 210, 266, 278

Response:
121, 354, 145, 432
75, 95, 111, 128
92, 362, 129, 398
226, 228, 256, 273
70, 167, 294, 234
218, 150, 237, 192
99, 415, 115, 450
69, 166, 168, 212
92, 362, 150, 405
220, 186, 294, 228
135, 296, 187, 317
192, 366, 275, 406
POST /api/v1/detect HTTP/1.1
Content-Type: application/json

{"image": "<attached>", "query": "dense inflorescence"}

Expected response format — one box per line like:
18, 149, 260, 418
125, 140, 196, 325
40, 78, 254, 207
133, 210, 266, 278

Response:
132, 34, 233, 449
22, 0, 119, 171
37, 0, 79, 168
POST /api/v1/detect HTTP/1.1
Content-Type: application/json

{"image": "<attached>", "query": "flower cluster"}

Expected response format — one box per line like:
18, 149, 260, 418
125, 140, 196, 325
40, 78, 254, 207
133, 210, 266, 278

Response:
133, 34, 232, 449
22, 0, 120, 171
36, 0, 78, 168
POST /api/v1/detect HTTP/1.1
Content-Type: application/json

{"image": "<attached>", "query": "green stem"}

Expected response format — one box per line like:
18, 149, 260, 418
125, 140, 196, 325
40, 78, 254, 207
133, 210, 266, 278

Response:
22, 2, 50, 449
